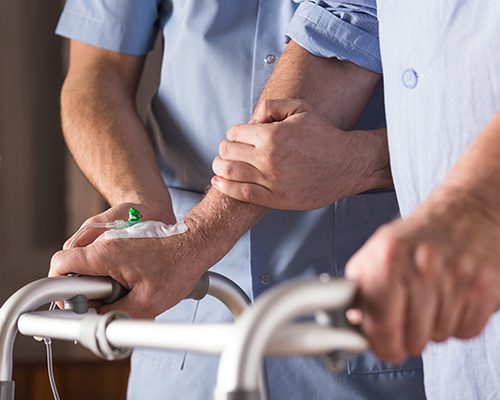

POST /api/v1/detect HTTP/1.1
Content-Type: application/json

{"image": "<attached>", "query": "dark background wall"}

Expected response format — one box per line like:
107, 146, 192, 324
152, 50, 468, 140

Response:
0, 1, 162, 398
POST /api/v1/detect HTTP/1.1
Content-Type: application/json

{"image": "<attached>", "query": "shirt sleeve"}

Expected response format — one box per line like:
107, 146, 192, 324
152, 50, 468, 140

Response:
287, 1, 381, 73
55, 0, 161, 56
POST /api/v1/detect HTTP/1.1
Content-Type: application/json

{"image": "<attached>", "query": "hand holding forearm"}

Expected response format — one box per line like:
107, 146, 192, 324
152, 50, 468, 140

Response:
211, 41, 392, 210
212, 99, 391, 209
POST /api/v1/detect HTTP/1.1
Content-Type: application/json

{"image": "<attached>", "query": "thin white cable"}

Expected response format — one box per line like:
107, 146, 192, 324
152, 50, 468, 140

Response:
44, 302, 61, 400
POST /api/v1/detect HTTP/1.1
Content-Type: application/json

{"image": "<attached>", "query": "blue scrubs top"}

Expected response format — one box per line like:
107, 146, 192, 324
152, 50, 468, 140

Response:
56, 1, 424, 399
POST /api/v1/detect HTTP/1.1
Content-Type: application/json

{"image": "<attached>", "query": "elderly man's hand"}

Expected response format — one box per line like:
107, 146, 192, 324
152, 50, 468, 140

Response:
63, 201, 176, 250
211, 99, 390, 210
50, 210, 220, 318
346, 187, 500, 363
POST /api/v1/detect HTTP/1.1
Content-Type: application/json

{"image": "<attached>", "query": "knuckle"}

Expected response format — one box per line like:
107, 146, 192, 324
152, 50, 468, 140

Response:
226, 126, 238, 141
50, 251, 64, 273
374, 237, 402, 278
223, 162, 234, 178
456, 324, 482, 339
453, 258, 475, 283
432, 327, 450, 342
268, 125, 285, 142
407, 337, 426, 356
294, 98, 309, 110
219, 140, 229, 158
211, 157, 219, 173
261, 99, 273, 113
268, 124, 283, 140
240, 184, 254, 202
364, 317, 398, 343
474, 264, 496, 294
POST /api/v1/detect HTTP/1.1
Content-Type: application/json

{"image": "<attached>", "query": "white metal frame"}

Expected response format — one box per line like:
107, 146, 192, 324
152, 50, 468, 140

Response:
0, 274, 367, 400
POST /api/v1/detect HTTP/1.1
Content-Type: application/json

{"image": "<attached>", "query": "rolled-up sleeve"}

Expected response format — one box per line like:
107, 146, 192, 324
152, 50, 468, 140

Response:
287, 1, 381, 73
56, 0, 160, 55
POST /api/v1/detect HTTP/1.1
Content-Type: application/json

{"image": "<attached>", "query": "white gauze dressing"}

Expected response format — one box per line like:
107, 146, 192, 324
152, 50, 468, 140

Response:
103, 220, 188, 240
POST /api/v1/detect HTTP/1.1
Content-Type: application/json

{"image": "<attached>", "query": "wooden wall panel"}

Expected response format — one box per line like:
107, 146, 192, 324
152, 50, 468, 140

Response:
13, 360, 130, 400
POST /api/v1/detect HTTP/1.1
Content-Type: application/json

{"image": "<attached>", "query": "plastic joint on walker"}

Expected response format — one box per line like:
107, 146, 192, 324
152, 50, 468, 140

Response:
78, 311, 132, 361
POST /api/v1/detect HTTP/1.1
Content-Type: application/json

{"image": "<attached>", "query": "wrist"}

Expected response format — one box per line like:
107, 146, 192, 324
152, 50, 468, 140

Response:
428, 183, 500, 229
184, 187, 267, 251
351, 128, 393, 193
113, 196, 176, 225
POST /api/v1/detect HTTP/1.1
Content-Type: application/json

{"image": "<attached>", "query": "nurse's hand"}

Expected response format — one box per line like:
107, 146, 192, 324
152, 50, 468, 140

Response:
50, 214, 218, 318
212, 99, 391, 210
346, 187, 500, 363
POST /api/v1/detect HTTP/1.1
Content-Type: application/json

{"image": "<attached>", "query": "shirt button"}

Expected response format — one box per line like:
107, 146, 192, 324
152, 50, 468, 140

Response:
260, 274, 272, 285
402, 68, 418, 89
264, 54, 276, 64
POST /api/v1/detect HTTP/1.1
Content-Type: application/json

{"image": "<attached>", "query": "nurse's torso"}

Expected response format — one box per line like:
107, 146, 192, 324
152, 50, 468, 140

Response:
150, 0, 296, 190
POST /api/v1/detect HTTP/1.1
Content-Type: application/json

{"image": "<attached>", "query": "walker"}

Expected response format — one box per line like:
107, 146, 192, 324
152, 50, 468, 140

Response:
0, 272, 367, 400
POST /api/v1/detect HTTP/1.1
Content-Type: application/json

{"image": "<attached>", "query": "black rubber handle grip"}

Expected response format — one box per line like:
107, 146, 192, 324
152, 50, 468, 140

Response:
102, 278, 130, 304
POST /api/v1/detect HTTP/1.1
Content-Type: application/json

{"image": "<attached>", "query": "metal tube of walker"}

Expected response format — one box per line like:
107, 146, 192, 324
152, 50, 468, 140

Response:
215, 278, 359, 400
17, 311, 367, 357
0, 276, 115, 394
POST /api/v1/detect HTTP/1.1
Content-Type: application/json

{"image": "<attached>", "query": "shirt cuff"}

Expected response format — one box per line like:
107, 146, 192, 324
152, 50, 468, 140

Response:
286, 2, 382, 74
55, 9, 157, 56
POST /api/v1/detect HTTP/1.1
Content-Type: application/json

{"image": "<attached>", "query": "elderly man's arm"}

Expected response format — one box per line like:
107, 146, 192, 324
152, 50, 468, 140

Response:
51, 3, 385, 317
346, 112, 500, 362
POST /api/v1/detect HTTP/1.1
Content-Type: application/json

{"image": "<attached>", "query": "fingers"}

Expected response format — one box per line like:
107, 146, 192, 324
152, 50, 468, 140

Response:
404, 244, 438, 355
99, 294, 151, 319
432, 256, 476, 342
455, 302, 493, 339
455, 265, 499, 339
64, 225, 108, 249
211, 176, 273, 207
212, 156, 266, 186
359, 278, 408, 363
50, 244, 108, 278
63, 203, 145, 250
346, 236, 409, 363
218, 140, 256, 165
226, 124, 262, 146
253, 99, 309, 123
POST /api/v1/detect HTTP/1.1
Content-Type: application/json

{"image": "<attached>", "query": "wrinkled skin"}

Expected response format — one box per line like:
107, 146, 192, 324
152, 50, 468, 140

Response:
346, 187, 500, 362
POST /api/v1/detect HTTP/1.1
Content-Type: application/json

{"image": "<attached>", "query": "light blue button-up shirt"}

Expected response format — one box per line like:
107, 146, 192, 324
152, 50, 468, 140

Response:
56, 1, 424, 399
289, 1, 500, 399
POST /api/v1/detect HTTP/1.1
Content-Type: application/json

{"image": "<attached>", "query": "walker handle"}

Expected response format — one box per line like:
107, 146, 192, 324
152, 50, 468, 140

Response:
102, 279, 129, 304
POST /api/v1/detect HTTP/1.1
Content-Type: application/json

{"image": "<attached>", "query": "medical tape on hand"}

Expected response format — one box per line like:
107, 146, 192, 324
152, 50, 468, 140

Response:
103, 220, 188, 240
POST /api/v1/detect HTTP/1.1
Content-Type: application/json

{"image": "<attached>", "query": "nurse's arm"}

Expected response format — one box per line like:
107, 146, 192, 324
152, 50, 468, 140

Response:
345, 112, 500, 362
60, 40, 176, 233
184, 40, 389, 249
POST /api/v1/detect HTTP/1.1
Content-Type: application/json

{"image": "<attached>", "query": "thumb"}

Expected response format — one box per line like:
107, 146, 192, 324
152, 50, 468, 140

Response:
253, 99, 308, 123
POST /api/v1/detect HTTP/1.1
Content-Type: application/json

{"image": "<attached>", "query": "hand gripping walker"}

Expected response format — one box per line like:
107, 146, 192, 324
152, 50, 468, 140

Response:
0, 273, 368, 400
